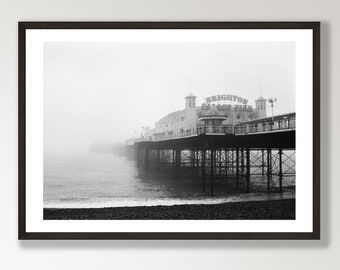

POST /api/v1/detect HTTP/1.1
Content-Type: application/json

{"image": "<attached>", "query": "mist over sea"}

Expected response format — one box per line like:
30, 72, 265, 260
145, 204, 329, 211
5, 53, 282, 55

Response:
44, 152, 295, 209
44, 152, 209, 208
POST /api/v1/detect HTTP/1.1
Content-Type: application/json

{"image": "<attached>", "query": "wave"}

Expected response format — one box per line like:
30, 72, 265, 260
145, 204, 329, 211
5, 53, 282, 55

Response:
44, 192, 295, 209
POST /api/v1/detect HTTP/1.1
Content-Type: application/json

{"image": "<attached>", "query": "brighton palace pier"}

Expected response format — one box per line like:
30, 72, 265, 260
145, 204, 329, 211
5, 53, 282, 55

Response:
134, 94, 296, 196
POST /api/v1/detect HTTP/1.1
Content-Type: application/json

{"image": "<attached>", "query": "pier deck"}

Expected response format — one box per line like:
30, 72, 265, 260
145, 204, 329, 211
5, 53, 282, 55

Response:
134, 129, 295, 197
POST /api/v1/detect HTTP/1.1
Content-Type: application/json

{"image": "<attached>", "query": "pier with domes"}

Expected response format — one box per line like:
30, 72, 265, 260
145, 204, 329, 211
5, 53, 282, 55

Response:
134, 93, 296, 196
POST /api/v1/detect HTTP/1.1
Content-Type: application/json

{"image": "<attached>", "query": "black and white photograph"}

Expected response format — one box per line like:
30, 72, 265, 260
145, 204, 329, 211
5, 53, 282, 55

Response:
19, 22, 320, 239
43, 40, 296, 220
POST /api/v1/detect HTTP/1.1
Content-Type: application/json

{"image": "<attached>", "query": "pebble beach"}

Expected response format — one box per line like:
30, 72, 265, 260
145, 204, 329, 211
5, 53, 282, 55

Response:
44, 198, 295, 220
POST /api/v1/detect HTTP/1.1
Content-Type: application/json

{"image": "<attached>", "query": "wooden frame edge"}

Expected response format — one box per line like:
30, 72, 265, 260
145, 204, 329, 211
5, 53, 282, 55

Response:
18, 21, 320, 240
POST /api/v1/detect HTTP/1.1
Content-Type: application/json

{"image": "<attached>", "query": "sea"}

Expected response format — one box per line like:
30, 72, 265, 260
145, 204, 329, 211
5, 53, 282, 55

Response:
44, 152, 295, 209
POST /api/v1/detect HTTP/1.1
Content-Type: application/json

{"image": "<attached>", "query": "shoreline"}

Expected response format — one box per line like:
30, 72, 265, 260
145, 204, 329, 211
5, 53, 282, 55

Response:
44, 198, 295, 220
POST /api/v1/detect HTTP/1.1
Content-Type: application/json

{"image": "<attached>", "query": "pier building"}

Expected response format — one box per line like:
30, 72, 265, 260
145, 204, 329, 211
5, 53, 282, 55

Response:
134, 93, 296, 197
143, 93, 268, 141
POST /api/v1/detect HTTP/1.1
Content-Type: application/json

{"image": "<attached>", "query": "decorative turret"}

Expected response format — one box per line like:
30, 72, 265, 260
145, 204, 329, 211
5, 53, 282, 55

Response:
185, 93, 197, 130
255, 96, 267, 119
185, 93, 196, 109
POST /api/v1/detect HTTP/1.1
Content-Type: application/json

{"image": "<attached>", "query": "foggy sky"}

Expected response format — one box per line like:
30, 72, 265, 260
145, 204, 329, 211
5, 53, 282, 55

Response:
44, 41, 295, 153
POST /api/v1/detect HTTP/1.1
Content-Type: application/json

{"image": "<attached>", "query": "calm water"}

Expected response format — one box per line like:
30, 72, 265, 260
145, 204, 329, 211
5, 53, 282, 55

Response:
44, 152, 295, 208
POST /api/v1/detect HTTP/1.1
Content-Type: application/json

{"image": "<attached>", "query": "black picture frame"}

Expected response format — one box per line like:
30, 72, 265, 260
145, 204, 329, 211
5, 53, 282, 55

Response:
18, 21, 320, 240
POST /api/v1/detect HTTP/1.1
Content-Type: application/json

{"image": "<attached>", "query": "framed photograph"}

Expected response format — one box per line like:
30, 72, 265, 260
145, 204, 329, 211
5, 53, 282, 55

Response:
18, 21, 320, 240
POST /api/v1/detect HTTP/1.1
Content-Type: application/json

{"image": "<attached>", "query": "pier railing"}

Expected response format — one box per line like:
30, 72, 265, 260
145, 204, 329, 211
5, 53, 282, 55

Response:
197, 126, 233, 135
235, 114, 296, 135
134, 113, 296, 142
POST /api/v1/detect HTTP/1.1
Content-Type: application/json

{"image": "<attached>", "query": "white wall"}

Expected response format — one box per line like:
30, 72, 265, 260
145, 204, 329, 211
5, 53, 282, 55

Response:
0, 0, 337, 269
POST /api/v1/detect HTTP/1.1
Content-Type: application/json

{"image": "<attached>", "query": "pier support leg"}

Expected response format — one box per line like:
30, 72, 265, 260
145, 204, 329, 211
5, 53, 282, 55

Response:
176, 149, 181, 181
241, 148, 245, 177
136, 147, 141, 168
193, 150, 197, 177
172, 149, 175, 180
190, 150, 195, 170
195, 150, 199, 177
279, 148, 283, 193
156, 149, 160, 171
202, 149, 206, 193
267, 148, 271, 191
219, 150, 222, 177
225, 149, 229, 179
246, 148, 250, 193
262, 148, 265, 176
211, 149, 215, 197
226, 148, 229, 177
145, 148, 149, 172
236, 148, 239, 191
231, 148, 235, 175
